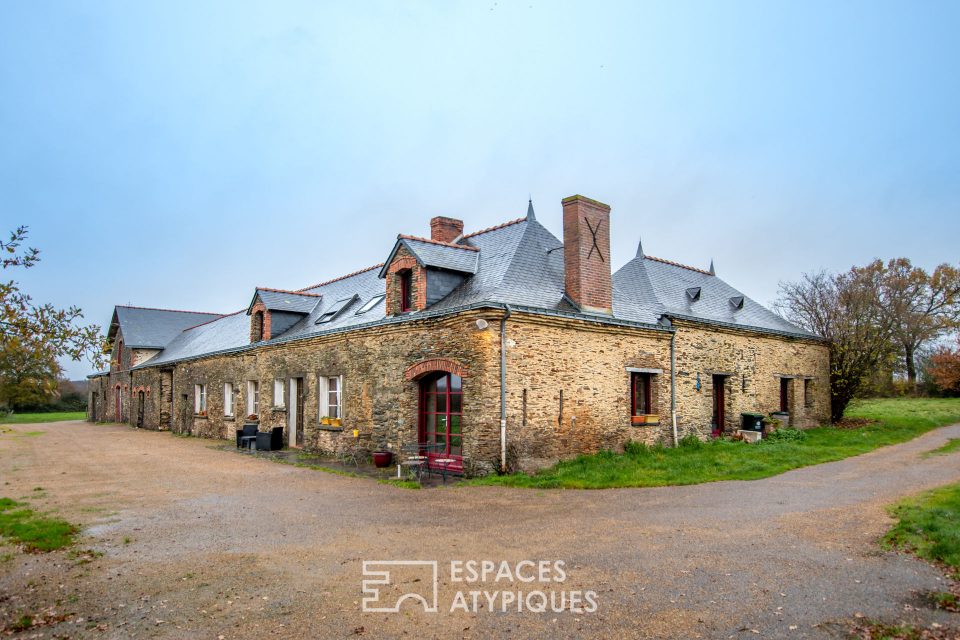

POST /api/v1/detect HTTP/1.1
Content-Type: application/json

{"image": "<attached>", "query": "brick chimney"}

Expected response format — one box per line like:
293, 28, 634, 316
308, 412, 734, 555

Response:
430, 216, 464, 243
562, 194, 612, 315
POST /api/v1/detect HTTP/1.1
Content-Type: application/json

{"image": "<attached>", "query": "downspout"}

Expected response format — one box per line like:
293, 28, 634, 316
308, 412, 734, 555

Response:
500, 304, 512, 473
670, 329, 679, 447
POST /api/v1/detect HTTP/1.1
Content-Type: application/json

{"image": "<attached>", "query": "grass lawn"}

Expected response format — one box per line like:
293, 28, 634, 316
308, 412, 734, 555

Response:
469, 398, 960, 490
883, 483, 960, 580
0, 498, 77, 552
0, 412, 85, 425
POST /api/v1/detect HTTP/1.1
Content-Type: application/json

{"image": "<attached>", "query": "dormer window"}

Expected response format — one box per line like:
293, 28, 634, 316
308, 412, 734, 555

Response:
399, 270, 413, 313
252, 310, 265, 341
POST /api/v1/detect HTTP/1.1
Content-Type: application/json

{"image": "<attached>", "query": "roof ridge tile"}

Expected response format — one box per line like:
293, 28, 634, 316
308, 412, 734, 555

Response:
116, 304, 224, 316
398, 235, 480, 251
297, 263, 385, 292
644, 255, 712, 275
461, 217, 526, 239
255, 286, 323, 297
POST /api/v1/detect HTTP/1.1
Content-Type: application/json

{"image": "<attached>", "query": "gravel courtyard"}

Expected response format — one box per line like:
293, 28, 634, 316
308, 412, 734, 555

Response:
1, 420, 959, 639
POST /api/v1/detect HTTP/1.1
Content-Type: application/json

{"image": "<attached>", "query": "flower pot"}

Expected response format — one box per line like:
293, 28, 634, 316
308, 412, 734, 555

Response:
372, 451, 393, 468
321, 417, 331, 425
331, 418, 342, 427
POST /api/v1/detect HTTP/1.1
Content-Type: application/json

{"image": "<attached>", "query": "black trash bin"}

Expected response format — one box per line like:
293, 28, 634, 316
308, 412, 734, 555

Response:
741, 412, 765, 432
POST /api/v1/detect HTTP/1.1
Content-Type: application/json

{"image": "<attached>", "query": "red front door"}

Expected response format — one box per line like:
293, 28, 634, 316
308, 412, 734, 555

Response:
712, 375, 725, 437
419, 372, 463, 472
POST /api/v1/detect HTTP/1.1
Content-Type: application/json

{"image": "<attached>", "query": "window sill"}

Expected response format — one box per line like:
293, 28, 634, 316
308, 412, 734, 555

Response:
224, 415, 236, 422
271, 406, 287, 412
193, 414, 208, 420
631, 422, 660, 427
317, 426, 344, 432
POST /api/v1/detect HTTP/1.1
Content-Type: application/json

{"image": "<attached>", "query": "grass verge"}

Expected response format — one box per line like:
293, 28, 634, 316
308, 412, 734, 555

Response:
923, 438, 960, 458
469, 398, 960, 490
883, 482, 960, 580
0, 498, 77, 552
0, 412, 85, 424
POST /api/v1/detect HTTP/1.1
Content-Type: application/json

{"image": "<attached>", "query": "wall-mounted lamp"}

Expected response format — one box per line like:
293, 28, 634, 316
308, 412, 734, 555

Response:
475, 319, 489, 330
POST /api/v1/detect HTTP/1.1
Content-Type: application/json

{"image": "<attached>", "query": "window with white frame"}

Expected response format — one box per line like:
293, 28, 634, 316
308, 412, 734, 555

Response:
273, 379, 285, 407
194, 384, 207, 414
319, 375, 343, 420
223, 383, 234, 417
246, 380, 259, 417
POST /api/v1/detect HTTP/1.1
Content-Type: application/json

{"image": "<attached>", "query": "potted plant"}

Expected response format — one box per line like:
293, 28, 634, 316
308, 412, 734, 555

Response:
320, 416, 331, 425
372, 441, 393, 468
246, 414, 259, 422
331, 417, 342, 427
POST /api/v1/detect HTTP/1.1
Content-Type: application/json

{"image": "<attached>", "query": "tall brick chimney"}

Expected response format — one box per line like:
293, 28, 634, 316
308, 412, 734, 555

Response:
562, 194, 612, 315
430, 216, 464, 243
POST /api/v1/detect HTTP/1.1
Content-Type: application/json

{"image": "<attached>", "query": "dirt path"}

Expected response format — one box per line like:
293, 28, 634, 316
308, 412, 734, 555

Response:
1, 420, 959, 639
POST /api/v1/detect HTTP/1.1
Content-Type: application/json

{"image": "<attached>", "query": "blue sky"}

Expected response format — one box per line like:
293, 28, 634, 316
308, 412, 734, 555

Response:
2, 1, 958, 379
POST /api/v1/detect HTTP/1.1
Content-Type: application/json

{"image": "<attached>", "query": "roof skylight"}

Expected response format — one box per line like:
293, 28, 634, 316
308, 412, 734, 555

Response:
315, 295, 359, 324
355, 294, 385, 315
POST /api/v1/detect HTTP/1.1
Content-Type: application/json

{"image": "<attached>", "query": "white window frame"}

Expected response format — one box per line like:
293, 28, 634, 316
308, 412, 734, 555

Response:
318, 375, 343, 420
194, 384, 207, 414
273, 378, 285, 407
247, 380, 259, 417
223, 383, 234, 417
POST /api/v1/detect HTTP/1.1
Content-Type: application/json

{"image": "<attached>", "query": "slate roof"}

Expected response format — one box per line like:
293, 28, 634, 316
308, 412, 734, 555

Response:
613, 254, 815, 337
378, 236, 479, 277
249, 288, 322, 315
134, 205, 815, 369
109, 306, 224, 349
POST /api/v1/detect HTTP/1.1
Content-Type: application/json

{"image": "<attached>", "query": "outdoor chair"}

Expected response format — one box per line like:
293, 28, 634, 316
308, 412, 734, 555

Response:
399, 442, 444, 485
237, 423, 258, 450
256, 427, 285, 451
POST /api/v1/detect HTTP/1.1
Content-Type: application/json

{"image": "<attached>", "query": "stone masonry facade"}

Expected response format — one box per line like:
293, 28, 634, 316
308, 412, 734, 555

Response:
89, 194, 830, 475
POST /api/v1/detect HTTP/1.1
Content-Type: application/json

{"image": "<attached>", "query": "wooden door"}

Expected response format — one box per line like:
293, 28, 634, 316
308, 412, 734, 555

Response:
136, 391, 145, 427
288, 378, 304, 447
711, 375, 725, 437
160, 370, 173, 429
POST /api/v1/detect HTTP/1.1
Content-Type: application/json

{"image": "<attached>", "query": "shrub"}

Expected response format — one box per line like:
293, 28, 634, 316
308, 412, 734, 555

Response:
623, 440, 649, 456
678, 433, 703, 449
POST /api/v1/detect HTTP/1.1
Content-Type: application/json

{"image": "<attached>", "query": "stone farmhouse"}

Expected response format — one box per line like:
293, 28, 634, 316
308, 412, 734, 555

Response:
88, 195, 829, 474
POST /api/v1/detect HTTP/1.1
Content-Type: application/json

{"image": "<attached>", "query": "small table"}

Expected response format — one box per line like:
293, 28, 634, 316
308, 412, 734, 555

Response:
400, 456, 428, 485
433, 458, 456, 484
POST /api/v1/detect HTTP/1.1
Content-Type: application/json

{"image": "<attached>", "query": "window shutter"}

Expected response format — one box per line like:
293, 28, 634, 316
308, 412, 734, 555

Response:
318, 376, 329, 418
339, 375, 344, 420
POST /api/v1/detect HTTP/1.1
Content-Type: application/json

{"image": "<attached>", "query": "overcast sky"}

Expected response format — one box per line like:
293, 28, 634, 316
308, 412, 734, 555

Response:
2, 1, 958, 380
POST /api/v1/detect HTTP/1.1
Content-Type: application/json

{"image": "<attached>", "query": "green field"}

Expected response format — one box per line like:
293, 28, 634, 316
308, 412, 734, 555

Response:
884, 483, 960, 580
0, 412, 85, 425
470, 398, 960, 489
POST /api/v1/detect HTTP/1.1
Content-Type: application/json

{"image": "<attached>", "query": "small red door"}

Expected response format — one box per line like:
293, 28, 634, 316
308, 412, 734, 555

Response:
711, 375, 725, 437
419, 372, 463, 473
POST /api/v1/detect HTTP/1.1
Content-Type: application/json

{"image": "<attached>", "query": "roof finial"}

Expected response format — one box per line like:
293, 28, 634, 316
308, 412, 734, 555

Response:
526, 198, 536, 221
709, 259, 715, 276
636, 237, 644, 258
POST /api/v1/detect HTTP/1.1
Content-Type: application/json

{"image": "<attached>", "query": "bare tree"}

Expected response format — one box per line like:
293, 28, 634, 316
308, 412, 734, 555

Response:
776, 263, 894, 422
877, 258, 960, 389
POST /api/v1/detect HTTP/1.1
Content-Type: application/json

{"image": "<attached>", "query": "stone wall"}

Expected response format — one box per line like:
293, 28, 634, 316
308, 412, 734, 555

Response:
93, 308, 830, 475
671, 320, 830, 433
502, 315, 672, 471
126, 309, 503, 472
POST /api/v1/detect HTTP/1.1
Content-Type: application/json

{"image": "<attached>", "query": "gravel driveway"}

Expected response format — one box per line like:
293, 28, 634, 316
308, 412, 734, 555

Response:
1, 420, 959, 639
